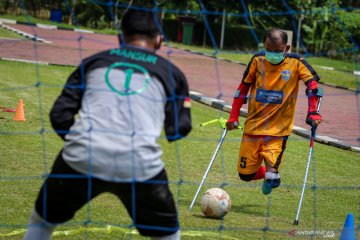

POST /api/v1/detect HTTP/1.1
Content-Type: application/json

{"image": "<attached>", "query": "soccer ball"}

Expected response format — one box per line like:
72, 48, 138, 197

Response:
199, 188, 231, 219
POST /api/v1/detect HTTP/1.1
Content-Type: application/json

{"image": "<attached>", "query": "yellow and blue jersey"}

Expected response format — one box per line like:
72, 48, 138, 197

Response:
241, 53, 320, 136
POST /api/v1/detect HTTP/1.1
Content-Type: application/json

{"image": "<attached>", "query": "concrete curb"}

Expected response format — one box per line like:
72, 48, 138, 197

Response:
0, 18, 95, 34
189, 90, 360, 153
0, 21, 52, 43
0, 57, 76, 68
0, 57, 49, 65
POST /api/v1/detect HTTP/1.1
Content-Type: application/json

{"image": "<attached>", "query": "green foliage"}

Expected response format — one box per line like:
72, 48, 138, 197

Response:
206, 23, 261, 50
0, 1, 4, 14
0, 27, 24, 39
247, 0, 290, 32
75, 1, 107, 29
298, 7, 351, 56
284, 1, 358, 59
338, 9, 360, 44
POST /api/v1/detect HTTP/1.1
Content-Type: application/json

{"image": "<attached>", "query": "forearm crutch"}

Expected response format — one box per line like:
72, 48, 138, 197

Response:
189, 128, 228, 210
294, 90, 323, 225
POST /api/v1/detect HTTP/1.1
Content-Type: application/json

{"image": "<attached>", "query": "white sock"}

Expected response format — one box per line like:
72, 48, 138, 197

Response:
23, 209, 55, 240
265, 172, 280, 180
151, 230, 180, 240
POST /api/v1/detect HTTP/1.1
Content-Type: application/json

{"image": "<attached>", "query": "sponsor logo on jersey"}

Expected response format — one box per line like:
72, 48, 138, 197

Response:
110, 49, 158, 64
281, 70, 291, 82
255, 89, 284, 104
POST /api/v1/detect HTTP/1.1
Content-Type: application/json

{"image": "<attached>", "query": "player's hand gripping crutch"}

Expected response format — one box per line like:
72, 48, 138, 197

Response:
189, 118, 239, 210
293, 89, 323, 225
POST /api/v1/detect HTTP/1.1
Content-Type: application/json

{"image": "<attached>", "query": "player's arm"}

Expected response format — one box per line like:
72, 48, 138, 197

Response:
298, 58, 323, 127
50, 67, 84, 140
305, 80, 322, 127
226, 82, 251, 130
164, 69, 192, 142
226, 56, 256, 130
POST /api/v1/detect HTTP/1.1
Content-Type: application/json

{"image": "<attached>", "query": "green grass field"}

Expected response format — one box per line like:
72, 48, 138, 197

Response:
0, 60, 359, 239
0, 27, 24, 39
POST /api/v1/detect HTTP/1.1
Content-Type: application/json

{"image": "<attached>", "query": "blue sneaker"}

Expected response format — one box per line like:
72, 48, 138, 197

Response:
262, 180, 272, 195
262, 179, 281, 195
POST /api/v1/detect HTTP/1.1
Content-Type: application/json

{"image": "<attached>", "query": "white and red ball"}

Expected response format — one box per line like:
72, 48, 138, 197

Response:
199, 188, 231, 219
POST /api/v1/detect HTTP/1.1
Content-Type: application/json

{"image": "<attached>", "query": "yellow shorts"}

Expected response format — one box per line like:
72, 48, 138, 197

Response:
237, 134, 288, 175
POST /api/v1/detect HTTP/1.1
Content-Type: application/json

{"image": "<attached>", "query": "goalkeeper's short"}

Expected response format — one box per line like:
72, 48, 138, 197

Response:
34, 151, 179, 237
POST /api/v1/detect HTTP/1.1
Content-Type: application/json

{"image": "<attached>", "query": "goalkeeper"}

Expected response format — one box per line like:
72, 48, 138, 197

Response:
226, 28, 322, 195
24, 9, 191, 240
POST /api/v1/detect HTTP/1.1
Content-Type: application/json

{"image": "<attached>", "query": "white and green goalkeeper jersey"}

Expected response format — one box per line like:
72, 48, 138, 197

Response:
50, 46, 192, 182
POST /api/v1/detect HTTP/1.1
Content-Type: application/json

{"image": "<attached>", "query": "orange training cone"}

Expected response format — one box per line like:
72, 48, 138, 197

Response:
13, 99, 26, 122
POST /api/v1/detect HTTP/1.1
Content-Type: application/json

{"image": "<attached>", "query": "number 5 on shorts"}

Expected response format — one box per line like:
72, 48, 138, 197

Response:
240, 157, 247, 168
